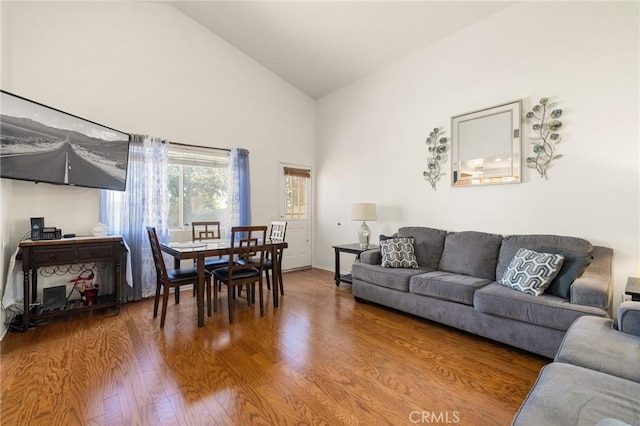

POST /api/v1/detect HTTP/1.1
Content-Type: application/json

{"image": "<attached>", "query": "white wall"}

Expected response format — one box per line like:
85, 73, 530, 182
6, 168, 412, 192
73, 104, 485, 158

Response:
0, 2, 314, 334
315, 1, 639, 310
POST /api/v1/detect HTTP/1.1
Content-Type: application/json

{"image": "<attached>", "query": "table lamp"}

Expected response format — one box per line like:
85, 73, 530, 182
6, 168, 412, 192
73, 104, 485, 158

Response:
351, 203, 377, 249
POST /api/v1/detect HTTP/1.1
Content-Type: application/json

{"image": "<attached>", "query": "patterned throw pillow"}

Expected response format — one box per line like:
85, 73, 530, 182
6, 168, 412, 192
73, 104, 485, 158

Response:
499, 248, 564, 296
380, 237, 419, 268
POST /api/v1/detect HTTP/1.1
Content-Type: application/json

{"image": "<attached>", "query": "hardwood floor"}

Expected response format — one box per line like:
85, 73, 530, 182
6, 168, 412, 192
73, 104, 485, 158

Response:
1, 268, 547, 425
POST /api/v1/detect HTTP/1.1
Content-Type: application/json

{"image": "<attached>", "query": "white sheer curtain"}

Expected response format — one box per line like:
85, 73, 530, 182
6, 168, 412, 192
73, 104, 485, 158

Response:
226, 148, 251, 236
100, 135, 169, 300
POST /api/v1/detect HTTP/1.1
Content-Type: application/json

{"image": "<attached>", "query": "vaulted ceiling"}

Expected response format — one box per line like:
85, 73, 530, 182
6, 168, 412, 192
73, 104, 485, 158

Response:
169, 1, 516, 99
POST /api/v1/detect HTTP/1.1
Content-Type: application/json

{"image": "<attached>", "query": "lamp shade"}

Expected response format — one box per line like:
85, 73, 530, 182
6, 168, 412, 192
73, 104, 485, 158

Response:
351, 203, 377, 221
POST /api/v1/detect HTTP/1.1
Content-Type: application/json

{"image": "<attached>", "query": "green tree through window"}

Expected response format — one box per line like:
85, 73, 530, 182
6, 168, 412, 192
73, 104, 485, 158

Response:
168, 145, 229, 229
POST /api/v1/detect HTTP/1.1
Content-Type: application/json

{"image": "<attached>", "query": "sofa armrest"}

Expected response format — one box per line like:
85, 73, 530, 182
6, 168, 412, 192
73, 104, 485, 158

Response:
360, 249, 381, 265
617, 301, 640, 336
570, 246, 612, 313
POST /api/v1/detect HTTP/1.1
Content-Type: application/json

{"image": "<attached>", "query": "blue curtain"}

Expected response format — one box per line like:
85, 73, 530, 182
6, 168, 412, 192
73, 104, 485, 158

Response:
228, 148, 251, 234
100, 135, 169, 301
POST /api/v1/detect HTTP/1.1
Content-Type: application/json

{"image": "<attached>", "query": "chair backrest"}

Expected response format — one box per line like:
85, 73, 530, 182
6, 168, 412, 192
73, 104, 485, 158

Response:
269, 221, 288, 243
146, 226, 169, 285
192, 221, 221, 242
229, 226, 268, 274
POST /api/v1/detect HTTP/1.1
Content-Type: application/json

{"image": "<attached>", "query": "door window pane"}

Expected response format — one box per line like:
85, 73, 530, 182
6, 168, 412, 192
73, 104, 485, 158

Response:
285, 175, 308, 219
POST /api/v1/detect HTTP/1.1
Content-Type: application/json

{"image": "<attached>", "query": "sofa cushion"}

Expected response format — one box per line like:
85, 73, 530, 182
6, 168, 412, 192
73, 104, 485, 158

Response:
474, 283, 608, 331
513, 363, 640, 426
538, 246, 593, 299
569, 246, 612, 311
360, 248, 381, 265
409, 271, 492, 305
498, 248, 564, 296
380, 237, 419, 268
438, 231, 502, 280
555, 316, 640, 382
496, 234, 593, 281
351, 263, 432, 292
397, 227, 447, 270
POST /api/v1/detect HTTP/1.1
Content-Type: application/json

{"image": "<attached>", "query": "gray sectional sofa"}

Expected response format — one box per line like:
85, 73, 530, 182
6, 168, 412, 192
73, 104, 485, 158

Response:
513, 301, 640, 425
351, 227, 613, 358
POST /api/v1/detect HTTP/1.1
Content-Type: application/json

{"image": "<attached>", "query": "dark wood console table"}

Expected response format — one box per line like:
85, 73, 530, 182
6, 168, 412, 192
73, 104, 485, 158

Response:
18, 236, 127, 326
332, 243, 378, 286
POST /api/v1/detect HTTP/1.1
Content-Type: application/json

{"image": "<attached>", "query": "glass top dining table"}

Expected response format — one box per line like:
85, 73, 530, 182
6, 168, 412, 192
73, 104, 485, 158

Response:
160, 239, 287, 327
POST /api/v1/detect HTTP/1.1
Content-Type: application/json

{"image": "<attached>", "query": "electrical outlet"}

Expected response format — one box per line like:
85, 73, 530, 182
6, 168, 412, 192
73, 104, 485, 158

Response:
622, 294, 633, 302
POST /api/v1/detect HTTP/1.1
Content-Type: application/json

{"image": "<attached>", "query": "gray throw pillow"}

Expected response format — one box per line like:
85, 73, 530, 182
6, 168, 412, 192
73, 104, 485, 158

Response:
499, 248, 564, 296
380, 237, 419, 268
397, 227, 447, 269
438, 231, 502, 280
538, 246, 593, 299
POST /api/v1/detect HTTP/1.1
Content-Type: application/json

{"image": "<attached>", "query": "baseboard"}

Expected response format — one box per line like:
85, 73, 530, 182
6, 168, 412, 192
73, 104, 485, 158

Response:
282, 266, 313, 273
311, 265, 333, 273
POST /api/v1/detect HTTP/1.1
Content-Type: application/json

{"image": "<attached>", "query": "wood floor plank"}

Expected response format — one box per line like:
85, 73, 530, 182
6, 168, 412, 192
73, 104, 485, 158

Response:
167, 392, 219, 426
86, 414, 106, 426
1, 268, 547, 425
152, 395, 180, 426
102, 394, 124, 425
136, 402, 162, 425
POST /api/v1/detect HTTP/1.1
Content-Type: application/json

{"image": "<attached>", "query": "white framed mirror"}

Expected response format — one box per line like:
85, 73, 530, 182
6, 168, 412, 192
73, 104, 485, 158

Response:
451, 100, 521, 186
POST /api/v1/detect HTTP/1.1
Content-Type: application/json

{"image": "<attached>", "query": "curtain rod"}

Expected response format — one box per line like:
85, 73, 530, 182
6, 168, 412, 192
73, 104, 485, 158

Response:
166, 140, 231, 152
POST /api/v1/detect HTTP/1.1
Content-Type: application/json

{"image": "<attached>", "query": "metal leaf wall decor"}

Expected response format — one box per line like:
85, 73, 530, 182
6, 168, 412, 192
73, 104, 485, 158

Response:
525, 97, 564, 180
423, 127, 448, 190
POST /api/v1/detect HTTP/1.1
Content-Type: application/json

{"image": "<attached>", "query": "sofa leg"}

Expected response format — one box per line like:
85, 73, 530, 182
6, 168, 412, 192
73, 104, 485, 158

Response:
354, 296, 368, 304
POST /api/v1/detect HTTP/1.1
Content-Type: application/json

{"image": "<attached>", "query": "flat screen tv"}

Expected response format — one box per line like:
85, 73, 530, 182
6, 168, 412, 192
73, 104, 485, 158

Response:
0, 90, 130, 191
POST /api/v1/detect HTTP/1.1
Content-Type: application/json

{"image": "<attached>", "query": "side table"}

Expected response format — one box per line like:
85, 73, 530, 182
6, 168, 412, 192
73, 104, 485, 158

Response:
332, 243, 378, 286
18, 236, 127, 326
625, 277, 640, 302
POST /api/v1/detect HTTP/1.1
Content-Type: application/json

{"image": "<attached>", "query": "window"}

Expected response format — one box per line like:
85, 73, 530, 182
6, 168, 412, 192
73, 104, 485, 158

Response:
284, 167, 310, 220
168, 145, 229, 229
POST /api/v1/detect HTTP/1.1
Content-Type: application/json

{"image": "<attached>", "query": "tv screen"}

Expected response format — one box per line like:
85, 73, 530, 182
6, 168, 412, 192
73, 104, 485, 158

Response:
0, 90, 130, 191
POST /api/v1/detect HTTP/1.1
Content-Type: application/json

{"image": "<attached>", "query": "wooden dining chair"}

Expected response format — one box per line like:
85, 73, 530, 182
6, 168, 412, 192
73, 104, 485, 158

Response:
146, 226, 213, 328
236, 221, 287, 302
211, 226, 267, 324
264, 221, 287, 296
191, 221, 228, 270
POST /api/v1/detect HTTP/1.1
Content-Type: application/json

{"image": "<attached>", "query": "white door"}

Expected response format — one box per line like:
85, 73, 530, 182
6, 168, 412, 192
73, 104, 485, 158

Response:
278, 163, 312, 270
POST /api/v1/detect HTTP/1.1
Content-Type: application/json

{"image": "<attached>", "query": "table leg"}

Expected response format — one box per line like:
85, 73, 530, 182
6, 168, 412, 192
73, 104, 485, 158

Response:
22, 270, 30, 326
197, 253, 205, 327
271, 245, 279, 308
334, 247, 341, 286
115, 256, 121, 315
31, 269, 38, 304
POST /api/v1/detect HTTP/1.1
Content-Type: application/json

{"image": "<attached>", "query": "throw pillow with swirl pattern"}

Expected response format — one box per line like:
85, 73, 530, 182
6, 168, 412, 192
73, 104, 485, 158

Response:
499, 248, 564, 296
380, 237, 419, 268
